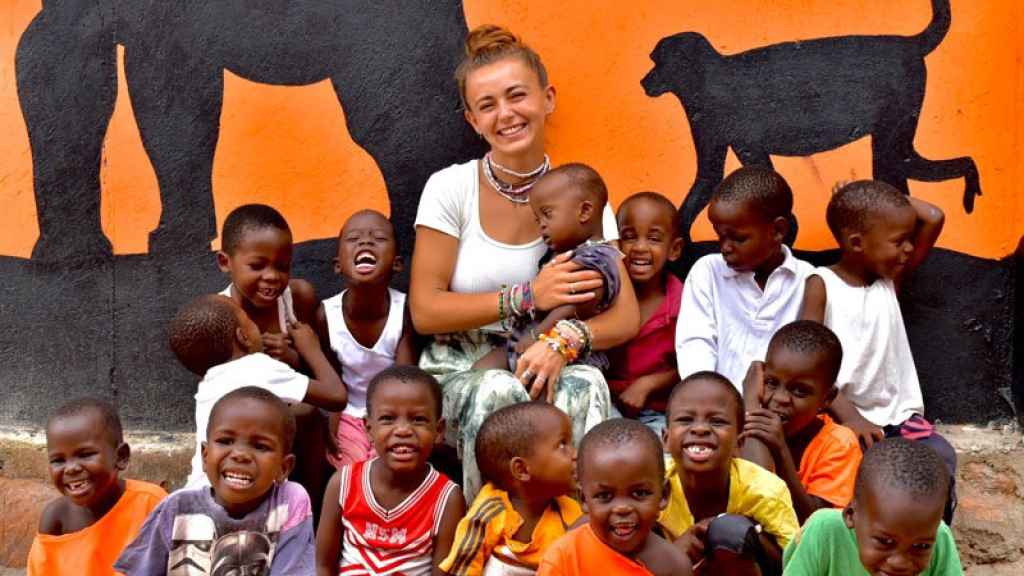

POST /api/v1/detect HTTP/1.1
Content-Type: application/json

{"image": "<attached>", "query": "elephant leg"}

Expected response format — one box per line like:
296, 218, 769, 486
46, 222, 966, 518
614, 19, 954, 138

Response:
16, 7, 117, 260
125, 41, 223, 255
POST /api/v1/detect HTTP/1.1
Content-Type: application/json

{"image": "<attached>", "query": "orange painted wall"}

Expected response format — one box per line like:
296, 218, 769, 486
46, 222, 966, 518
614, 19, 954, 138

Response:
1, 0, 1020, 258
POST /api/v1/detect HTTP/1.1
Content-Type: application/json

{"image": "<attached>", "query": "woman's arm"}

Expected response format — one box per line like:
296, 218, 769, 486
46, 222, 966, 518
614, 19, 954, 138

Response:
409, 227, 602, 335
586, 258, 640, 351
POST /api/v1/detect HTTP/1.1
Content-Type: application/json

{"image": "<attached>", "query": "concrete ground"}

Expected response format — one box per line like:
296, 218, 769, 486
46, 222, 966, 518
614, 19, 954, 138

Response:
2, 423, 1023, 573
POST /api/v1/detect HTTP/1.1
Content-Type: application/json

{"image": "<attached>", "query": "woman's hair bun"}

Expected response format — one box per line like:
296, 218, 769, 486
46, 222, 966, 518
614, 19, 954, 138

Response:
465, 24, 520, 58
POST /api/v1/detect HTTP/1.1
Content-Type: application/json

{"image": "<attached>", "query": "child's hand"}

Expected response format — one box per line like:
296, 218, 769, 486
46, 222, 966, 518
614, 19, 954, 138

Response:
287, 321, 321, 357
742, 361, 765, 411
514, 334, 536, 355
741, 408, 787, 456
262, 332, 297, 365
618, 377, 654, 417
676, 518, 711, 564
847, 415, 884, 451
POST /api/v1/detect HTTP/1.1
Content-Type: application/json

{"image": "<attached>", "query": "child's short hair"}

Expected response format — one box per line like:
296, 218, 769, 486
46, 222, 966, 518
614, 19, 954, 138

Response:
855, 437, 949, 504
618, 191, 681, 236
169, 295, 238, 376
48, 398, 124, 446
826, 180, 910, 241
221, 203, 292, 254
577, 418, 664, 479
365, 365, 443, 417
768, 321, 844, 385
546, 163, 609, 210
712, 166, 793, 222
208, 386, 297, 453
667, 371, 745, 429
475, 402, 565, 489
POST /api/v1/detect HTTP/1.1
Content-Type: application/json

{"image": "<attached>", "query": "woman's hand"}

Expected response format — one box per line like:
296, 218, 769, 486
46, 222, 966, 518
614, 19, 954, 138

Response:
515, 339, 567, 402
531, 252, 603, 312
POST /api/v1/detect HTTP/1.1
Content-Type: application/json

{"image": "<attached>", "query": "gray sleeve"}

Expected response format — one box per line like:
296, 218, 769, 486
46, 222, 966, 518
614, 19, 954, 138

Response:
270, 516, 317, 575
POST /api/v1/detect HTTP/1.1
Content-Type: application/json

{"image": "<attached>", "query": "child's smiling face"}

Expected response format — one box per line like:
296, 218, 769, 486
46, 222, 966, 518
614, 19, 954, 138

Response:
365, 379, 444, 476
580, 440, 667, 557
218, 226, 293, 310
335, 211, 399, 287
46, 409, 127, 510
203, 397, 294, 517
664, 378, 740, 476
857, 204, 916, 281
762, 345, 836, 438
617, 197, 683, 284
845, 483, 945, 576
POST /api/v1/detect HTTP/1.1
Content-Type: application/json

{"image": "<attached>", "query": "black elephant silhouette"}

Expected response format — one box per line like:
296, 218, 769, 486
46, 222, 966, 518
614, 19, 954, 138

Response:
16, 1, 484, 261
642, 0, 980, 243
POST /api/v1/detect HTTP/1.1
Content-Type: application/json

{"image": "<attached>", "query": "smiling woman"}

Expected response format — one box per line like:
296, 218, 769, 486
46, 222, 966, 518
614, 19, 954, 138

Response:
409, 24, 640, 500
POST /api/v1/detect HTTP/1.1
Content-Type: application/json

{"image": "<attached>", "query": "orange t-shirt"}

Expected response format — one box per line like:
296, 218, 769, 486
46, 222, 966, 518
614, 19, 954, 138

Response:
798, 415, 862, 508
537, 525, 652, 576
27, 479, 167, 576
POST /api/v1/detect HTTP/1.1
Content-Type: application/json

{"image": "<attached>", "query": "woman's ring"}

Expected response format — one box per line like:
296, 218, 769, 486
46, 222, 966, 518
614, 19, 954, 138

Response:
521, 369, 535, 382
569, 282, 576, 295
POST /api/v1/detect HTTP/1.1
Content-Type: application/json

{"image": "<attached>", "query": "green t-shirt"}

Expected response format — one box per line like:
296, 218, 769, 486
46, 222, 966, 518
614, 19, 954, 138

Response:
782, 509, 963, 576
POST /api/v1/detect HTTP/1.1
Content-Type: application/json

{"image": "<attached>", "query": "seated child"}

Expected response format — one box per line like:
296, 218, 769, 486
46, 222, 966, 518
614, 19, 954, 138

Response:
539, 418, 691, 576
28, 399, 167, 576
315, 366, 465, 576
800, 181, 956, 521
317, 209, 418, 467
676, 166, 814, 390
472, 163, 622, 379
441, 402, 582, 576
783, 438, 963, 575
661, 371, 798, 575
739, 321, 862, 523
169, 294, 346, 489
608, 191, 684, 435
116, 387, 317, 574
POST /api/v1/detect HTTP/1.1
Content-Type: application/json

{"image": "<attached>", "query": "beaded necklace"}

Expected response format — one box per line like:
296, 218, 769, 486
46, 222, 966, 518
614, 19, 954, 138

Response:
482, 152, 550, 204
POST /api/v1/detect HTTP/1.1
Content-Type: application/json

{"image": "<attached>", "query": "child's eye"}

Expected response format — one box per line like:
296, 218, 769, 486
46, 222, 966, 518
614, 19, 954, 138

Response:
711, 417, 731, 426
649, 234, 663, 242
632, 489, 653, 498
874, 537, 895, 548
509, 91, 526, 101
49, 457, 65, 465
593, 492, 612, 502
764, 378, 779, 390
674, 416, 693, 424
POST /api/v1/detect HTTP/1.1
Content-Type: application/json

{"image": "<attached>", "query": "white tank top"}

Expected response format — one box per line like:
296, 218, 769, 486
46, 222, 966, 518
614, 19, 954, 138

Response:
814, 267, 924, 426
219, 284, 295, 333
322, 288, 406, 417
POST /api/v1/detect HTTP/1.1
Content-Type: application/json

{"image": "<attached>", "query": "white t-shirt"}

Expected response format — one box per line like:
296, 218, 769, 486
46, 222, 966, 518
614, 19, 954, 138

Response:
184, 353, 310, 489
414, 160, 618, 332
322, 288, 406, 418
676, 246, 814, 390
813, 267, 924, 426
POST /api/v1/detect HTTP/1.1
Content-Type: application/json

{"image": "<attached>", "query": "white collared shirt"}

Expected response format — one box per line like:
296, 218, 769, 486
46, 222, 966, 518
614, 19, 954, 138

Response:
676, 246, 814, 391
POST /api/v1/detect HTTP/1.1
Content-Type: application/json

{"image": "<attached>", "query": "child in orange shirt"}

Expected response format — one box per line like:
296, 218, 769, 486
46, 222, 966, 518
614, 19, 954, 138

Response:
539, 418, 691, 576
740, 321, 862, 523
28, 399, 167, 575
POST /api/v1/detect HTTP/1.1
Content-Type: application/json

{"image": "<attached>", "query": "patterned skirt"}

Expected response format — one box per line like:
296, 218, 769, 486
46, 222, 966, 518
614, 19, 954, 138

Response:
419, 330, 613, 500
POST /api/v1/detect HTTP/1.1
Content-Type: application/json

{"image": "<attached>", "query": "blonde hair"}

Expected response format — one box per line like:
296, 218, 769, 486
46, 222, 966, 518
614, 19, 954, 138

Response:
455, 24, 549, 109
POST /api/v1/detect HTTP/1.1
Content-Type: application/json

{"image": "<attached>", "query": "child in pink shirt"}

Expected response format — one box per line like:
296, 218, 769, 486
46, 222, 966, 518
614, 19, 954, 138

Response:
608, 193, 684, 435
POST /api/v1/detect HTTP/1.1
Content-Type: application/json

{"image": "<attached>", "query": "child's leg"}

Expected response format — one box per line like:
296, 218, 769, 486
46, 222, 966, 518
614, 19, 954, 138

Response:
470, 348, 511, 371
327, 412, 375, 468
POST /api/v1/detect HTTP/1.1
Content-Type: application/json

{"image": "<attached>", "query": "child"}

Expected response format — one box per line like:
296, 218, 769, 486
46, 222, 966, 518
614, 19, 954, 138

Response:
782, 438, 963, 575
608, 192, 684, 435
800, 181, 956, 520
116, 387, 315, 574
472, 163, 623, 382
168, 294, 346, 489
661, 371, 798, 575
539, 418, 691, 576
676, 166, 814, 391
217, 203, 319, 368
739, 321, 862, 523
28, 399, 167, 576
441, 402, 582, 575
317, 209, 417, 467
315, 366, 465, 576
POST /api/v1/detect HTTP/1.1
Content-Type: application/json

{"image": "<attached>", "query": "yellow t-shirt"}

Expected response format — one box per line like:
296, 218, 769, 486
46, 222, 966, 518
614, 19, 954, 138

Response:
440, 482, 583, 576
658, 457, 798, 549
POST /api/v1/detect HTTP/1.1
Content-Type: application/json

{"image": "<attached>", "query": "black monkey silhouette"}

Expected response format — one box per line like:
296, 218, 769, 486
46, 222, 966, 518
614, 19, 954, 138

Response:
642, 0, 980, 243
16, 1, 483, 261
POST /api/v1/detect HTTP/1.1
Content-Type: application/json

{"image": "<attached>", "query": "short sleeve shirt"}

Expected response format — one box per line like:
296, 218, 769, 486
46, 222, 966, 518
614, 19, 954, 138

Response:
799, 416, 862, 508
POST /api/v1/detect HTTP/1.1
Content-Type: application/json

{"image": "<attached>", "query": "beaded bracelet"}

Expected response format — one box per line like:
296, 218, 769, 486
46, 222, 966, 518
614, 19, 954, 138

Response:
506, 281, 536, 321
498, 284, 509, 331
564, 319, 592, 356
538, 331, 579, 363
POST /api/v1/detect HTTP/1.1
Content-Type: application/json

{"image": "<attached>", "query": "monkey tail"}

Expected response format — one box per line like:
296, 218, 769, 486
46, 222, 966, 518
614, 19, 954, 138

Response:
914, 0, 951, 55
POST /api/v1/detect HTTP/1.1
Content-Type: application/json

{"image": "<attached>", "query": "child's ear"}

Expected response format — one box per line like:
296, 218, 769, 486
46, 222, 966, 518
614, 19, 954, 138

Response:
434, 417, 446, 446
510, 457, 531, 483
578, 199, 595, 224
848, 232, 864, 254
235, 326, 255, 352
200, 442, 209, 471
216, 251, 232, 273
659, 480, 671, 512
363, 416, 372, 439
279, 453, 297, 482
333, 256, 342, 275
115, 442, 131, 472
392, 254, 404, 274
843, 505, 856, 529
661, 427, 671, 453
772, 215, 789, 244
668, 236, 684, 262
820, 385, 839, 412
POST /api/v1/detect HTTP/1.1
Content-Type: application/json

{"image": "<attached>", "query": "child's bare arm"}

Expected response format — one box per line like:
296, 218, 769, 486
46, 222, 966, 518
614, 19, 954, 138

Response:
395, 306, 419, 365
289, 321, 347, 412
431, 489, 467, 576
828, 394, 883, 450
798, 276, 826, 322
314, 303, 343, 377
36, 499, 63, 536
471, 348, 510, 371
738, 362, 776, 472
618, 370, 678, 417
757, 532, 783, 574
901, 197, 945, 287
316, 471, 344, 576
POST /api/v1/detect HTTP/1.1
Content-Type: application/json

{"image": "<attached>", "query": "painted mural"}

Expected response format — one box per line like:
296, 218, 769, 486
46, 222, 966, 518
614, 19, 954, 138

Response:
0, 0, 1019, 429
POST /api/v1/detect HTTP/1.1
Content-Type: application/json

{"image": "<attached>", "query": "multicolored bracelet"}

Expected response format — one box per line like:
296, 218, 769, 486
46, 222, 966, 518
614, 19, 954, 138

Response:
498, 284, 509, 331
507, 281, 535, 320
538, 330, 580, 363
